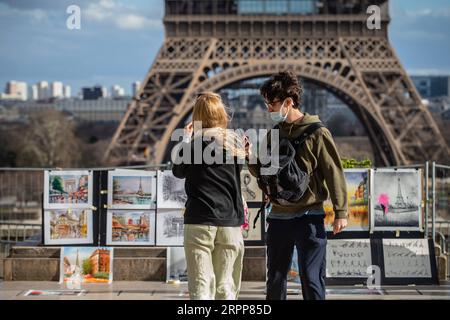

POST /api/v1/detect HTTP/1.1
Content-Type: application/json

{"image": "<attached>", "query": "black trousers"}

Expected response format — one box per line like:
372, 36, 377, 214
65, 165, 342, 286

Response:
266, 214, 327, 300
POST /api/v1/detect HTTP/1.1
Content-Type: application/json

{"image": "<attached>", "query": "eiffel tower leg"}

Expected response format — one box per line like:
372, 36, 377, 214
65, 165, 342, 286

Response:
104, 38, 217, 165
340, 37, 450, 165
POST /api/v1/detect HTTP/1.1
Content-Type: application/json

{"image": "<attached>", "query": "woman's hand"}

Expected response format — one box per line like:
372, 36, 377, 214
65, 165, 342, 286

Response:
184, 121, 193, 137
244, 135, 252, 159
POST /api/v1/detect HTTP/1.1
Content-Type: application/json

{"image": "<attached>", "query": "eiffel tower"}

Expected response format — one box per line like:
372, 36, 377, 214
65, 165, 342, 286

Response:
104, 0, 449, 166
394, 177, 407, 209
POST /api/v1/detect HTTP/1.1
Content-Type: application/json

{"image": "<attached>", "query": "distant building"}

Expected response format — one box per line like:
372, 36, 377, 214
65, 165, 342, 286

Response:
132, 81, 141, 96
411, 76, 450, 98
64, 85, 71, 99
57, 98, 129, 122
36, 81, 49, 100
82, 86, 106, 100
111, 85, 125, 98
50, 81, 64, 99
1, 81, 28, 100
31, 85, 38, 100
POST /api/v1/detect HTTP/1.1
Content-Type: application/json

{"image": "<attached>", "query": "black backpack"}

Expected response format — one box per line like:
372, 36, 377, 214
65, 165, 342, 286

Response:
256, 122, 324, 206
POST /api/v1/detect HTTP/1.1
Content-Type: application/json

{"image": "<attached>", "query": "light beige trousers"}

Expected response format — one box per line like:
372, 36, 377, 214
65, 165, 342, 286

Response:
184, 224, 244, 300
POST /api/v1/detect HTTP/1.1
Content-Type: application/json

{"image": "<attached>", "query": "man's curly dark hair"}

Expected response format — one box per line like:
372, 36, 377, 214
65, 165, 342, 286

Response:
260, 71, 303, 109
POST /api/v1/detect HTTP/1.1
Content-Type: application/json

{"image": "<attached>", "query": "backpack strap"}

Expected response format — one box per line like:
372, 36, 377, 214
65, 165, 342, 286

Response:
290, 122, 324, 152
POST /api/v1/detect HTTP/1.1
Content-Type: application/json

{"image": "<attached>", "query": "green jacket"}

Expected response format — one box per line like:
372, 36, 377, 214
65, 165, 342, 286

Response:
248, 113, 348, 219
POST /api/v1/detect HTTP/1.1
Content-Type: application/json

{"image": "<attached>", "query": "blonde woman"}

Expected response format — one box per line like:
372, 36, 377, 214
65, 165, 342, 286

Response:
172, 92, 248, 300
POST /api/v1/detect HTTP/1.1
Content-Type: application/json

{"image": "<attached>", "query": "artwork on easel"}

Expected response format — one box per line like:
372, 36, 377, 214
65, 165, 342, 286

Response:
157, 170, 187, 209
44, 171, 93, 209
156, 209, 184, 246
166, 247, 188, 283
382, 239, 432, 278
240, 170, 262, 202
43, 209, 93, 245
371, 169, 422, 231
324, 169, 370, 231
107, 170, 156, 209
326, 239, 372, 278
106, 210, 155, 246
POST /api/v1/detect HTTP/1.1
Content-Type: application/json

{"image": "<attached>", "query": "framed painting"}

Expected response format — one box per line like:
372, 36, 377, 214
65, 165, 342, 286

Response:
106, 210, 155, 246
242, 207, 265, 245
44, 170, 93, 209
157, 170, 187, 209
370, 169, 422, 231
324, 169, 370, 232
240, 170, 262, 202
43, 209, 93, 245
166, 246, 188, 283
326, 239, 373, 279
380, 238, 438, 285
107, 170, 156, 210
156, 209, 185, 246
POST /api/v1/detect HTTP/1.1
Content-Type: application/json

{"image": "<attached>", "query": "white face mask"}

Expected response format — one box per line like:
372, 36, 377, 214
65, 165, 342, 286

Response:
269, 100, 289, 123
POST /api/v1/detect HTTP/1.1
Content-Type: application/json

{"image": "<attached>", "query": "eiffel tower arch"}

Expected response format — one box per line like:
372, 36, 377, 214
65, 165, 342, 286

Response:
104, 0, 449, 166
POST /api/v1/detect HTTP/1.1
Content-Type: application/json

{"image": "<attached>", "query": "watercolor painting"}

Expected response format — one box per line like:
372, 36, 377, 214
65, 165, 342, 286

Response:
108, 170, 156, 209
44, 171, 92, 209
60, 247, 113, 284
324, 169, 370, 231
44, 209, 93, 245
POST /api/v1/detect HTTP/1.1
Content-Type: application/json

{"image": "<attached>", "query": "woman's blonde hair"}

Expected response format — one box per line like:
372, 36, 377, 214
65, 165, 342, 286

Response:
192, 92, 229, 129
192, 92, 246, 158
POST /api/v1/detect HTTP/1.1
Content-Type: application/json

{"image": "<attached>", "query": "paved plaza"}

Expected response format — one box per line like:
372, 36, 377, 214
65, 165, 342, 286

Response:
1, 281, 450, 300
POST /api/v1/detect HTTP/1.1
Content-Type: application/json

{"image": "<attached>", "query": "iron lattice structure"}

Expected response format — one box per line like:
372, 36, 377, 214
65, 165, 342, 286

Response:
104, 0, 449, 166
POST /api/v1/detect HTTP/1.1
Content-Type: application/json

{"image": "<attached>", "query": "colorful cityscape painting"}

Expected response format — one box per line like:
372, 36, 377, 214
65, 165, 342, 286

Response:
108, 170, 156, 209
324, 169, 370, 231
106, 210, 155, 245
44, 209, 93, 245
60, 247, 113, 284
44, 171, 92, 209
371, 169, 422, 231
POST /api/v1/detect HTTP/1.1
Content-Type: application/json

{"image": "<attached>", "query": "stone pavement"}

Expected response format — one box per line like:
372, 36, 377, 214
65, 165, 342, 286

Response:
1, 281, 450, 300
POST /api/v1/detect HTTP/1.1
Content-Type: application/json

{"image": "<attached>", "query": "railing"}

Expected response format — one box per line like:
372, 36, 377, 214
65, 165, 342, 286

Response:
0, 162, 449, 277
0, 222, 41, 258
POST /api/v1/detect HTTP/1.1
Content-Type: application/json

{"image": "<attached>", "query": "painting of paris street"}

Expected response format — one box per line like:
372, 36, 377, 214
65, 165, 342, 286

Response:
106, 210, 155, 246
60, 247, 113, 284
157, 170, 187, 209
156, 209, 184, 246
371, 169, 422, 231
107, 170, 156, 209
44, 209, 93, 245
44, 171, 93, 209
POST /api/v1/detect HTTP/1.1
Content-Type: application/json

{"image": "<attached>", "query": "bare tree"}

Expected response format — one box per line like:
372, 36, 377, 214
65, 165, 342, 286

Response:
16, 109, 82, 167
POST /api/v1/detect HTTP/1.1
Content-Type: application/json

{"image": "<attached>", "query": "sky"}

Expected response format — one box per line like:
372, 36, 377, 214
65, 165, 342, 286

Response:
0, 0, 449, 96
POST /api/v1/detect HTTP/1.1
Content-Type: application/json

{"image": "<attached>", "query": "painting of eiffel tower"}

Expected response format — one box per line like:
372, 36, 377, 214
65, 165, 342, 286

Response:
371, 169, 422, 231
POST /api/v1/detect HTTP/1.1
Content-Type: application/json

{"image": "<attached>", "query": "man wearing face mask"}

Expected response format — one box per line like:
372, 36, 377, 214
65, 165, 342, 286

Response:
248, 71, 348, 300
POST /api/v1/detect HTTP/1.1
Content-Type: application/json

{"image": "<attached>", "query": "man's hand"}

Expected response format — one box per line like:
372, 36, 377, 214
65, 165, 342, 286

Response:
332, 218, 347, 235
